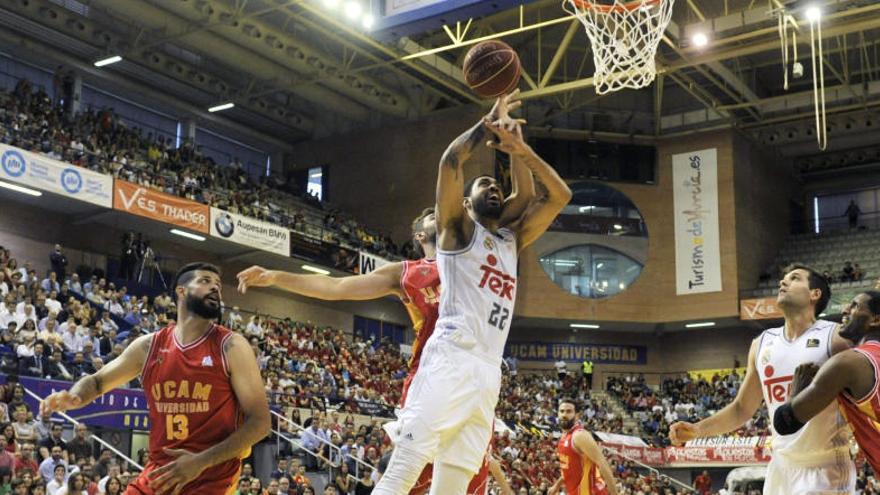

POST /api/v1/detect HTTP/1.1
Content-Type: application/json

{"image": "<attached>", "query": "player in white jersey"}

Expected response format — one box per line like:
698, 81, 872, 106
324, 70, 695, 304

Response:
670, 264, 855, 494
373, 90, 572, 495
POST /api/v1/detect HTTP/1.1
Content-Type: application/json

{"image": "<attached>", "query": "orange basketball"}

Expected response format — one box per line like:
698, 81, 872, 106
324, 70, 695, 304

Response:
462, 40, 521, 99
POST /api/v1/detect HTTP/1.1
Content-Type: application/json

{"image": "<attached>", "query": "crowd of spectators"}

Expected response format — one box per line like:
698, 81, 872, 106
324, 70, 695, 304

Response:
606, 373, 770, 448
0, 78, 406, 259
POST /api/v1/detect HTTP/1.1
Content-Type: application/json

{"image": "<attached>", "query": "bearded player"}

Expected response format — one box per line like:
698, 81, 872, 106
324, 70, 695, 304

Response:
374, 89, 571, 494
41, 263, 270, 495
670, 265, 854, 494
775, 290, 880, 476
549, 398, 617, 495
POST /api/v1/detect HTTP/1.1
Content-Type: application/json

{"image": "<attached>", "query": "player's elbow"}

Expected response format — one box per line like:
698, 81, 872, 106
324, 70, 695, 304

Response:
773, 403, 806, 435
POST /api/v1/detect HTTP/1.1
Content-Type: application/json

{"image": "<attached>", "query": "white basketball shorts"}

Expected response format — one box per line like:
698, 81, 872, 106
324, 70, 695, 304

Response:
382, 340, 501, 473
763, 454, 856, 495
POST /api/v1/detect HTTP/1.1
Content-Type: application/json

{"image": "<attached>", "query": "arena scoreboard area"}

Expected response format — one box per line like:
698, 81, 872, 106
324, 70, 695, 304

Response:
374, 0, 533, 40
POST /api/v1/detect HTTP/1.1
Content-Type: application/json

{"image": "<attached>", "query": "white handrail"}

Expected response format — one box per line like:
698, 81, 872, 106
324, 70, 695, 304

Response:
23, 386, 144, 472
271, 409, 377, 474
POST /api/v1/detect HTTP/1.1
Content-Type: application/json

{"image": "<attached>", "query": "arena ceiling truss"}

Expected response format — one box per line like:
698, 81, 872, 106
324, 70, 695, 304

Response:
0, 0, 879, 153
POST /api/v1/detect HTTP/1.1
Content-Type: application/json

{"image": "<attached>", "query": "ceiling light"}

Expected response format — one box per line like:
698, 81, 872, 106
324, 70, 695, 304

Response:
322, 0, 340, 8
344, 1, 362, 19
0, 180, 42, 197
570, 323, 600, 329
692, 33, 708, 48
208, 102, 235, 113
94, 55, 122, 67
613, 224, 623, 230
686, 322, 715, 328
169, 229, 206, 241
362, 14, 375, 29
302, 265, 330, 275
805, 5, 821, 22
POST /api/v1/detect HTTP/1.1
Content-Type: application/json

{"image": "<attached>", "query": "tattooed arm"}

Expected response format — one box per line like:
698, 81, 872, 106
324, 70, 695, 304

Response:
436, 118, 489, 248
40, 334, 153, 415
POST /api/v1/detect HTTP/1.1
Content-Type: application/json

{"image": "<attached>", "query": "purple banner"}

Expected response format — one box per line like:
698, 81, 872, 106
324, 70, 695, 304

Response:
11, 376, 150, 430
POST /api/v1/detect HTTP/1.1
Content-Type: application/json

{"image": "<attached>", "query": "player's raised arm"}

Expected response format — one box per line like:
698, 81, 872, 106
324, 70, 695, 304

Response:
237, 263, 404, 301
669, 337, 764, 444
485, 122, 571, 251
436, 120, 488, 236
775, 352, 872, 434
149, 332, 271, 494
492, 91, 535, 228
572, 431, 619, 495
40, 334, 153, 416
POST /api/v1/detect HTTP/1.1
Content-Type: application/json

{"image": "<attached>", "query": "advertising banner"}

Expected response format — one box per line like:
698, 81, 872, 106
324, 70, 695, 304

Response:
0, 144, 112, 207
358, 251, 391, 275
210, 208, 290, 256
672, 148, 722, 295
505, 342, 647, 365
113, 180, 209, 233
742, 288, 867, 320
15, 376, 149, 430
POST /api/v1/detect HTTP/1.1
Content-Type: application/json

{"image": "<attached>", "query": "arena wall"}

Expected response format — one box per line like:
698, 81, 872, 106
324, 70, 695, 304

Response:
288, 106, 496, 242
516, 129, 741, 322
508, 325, 761, 386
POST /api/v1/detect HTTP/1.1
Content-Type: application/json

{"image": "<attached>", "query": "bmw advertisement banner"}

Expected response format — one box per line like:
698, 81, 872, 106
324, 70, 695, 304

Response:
210, 207, 290, 256
0, 144, 113, 207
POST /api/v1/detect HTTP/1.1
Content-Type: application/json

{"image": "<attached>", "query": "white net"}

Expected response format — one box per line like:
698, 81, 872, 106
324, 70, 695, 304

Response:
564, 0, 675, 95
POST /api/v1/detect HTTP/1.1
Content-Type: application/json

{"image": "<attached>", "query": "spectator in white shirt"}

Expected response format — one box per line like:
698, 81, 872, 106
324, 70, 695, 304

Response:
45, 290, 62, 314
98, 463, 121, 493
103, 295, 123, 317
62, 324, 84, 353
246, 315, 264, 339
67, 273, 82, 295
98, 312, 118, 333
46, 464, 67, 495
226, 306, 243, 329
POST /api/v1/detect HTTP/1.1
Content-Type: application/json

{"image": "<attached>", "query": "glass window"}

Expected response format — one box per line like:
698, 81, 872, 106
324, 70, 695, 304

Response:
539, 245, 643, 299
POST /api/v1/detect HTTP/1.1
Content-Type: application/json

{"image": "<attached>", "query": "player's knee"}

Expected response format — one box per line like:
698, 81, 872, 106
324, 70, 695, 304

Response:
373, 446, 432, 495
429, 462, 474, 495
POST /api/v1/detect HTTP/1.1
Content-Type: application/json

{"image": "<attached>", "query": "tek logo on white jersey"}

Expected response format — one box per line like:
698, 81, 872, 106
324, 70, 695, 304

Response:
478, 254, 516, 301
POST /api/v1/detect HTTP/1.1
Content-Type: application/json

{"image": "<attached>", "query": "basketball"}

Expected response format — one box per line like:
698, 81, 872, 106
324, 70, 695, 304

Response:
462, 40, 522, 99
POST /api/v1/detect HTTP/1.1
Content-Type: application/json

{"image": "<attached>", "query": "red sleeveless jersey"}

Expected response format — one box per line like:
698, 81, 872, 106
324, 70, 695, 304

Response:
400, 258, 440, 371
838, 341, 880, 475
398, 259, 441, 495
127, 324, 243, 495
557, 424, 609, 495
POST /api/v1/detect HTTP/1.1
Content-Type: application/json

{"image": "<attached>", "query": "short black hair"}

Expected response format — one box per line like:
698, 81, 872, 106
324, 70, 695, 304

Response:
784, 263, 831, 317
558, 397, 578, 411
863, 290, 880, 316
410, 207, 435, 235
173, 262, 221, 292
463, 175, 494, 197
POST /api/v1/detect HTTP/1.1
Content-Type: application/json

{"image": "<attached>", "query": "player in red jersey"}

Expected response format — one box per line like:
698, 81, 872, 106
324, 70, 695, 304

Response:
41, 263, 270, 495
236, 207, 440, 399
775, 290, 880, 474
550, 399, 618, 495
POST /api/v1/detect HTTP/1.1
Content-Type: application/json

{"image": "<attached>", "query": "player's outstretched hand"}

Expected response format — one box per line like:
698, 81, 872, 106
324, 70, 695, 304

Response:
668, 421, 700, 446
236, 265, 275, 294
40, 391, 82, 416
488, 88, 523, 122
484, 118, 526, 156
148, 448, 208, 495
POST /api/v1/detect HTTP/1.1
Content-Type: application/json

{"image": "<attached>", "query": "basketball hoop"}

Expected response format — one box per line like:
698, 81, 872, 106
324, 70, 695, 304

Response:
564, 0, 675, 95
